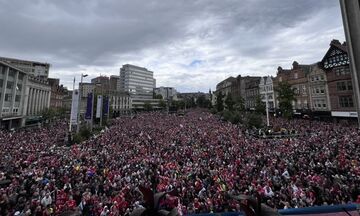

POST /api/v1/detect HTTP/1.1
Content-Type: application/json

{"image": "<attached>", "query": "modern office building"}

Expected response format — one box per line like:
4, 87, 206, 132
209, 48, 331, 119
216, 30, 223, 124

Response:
0, 56, 50, 79
119, 64, 156, 99
153, 86, 177, 100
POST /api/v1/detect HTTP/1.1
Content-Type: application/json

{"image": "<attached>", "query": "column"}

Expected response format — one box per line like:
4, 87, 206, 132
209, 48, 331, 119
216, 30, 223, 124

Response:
47, 91, 51, 108
34, 89, 39, 115
40, 90, 44, 112
10, 71, 19, 115
27, 88, 33, 116
0, 66, 9, 117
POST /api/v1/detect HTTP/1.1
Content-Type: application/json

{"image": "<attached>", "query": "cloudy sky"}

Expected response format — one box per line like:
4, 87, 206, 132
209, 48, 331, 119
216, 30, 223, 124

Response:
0, 0, 345, 92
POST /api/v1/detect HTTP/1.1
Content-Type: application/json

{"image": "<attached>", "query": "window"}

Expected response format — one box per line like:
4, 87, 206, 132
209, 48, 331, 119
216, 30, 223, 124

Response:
5, 94, 12, 102
339, 96, 354, 108
0, 79, 3, 88
337, 82, 347, 91
6, 81, 14, 90
294, 73, 298, 79
320, 75, 324, 80
320, 87, 325, 94
15, 95, 21, 102
347, 81, 353, 90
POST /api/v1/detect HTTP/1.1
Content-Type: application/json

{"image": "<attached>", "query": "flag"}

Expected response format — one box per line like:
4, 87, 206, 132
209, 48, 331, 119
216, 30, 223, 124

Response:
96, 95, 102, 118
103, 96, 109, 115
70, 89, 79, 125
85, 93, 93, 120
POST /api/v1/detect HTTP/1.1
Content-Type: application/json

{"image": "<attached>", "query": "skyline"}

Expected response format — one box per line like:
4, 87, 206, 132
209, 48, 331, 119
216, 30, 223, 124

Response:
0, 0, 345, 92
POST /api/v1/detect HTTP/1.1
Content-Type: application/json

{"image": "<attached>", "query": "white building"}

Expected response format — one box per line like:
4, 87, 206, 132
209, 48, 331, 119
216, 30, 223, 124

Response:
110, 92, 132, 115
0, 56, 50, 79
259, 76, 275, 110
25, 76, 51, 117
0, 61, 51, 129
119, 64, 156, 99
154, 86, 177, 100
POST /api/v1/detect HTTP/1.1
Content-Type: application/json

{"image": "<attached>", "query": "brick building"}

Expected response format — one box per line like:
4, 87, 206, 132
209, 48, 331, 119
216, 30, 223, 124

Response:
321, 40, 356, 118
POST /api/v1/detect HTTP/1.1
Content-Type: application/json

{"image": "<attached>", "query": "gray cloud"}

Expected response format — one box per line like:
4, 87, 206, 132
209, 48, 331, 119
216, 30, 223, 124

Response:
0, 0, 344, 92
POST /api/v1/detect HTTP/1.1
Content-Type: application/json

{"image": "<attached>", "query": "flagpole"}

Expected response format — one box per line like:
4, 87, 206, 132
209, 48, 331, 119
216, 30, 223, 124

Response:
69, 77, 75, 132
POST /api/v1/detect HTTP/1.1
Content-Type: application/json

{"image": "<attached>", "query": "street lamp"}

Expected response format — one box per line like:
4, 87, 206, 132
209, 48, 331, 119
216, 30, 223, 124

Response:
77, 73, 88, 133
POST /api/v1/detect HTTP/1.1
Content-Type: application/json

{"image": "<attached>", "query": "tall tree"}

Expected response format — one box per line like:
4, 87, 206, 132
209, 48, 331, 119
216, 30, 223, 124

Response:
216, 92, 224, 112
275, 82, 296, 118
255, 95, 266, 114
234, 96, 245, 112
225, 94, 235, 111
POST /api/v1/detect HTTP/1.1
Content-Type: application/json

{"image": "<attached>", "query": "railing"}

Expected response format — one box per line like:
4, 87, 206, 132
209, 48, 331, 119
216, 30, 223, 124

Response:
187, 204, 360, 216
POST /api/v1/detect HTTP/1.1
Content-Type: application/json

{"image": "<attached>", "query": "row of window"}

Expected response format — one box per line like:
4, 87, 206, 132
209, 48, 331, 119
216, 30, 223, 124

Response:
2, 108, 19, 114
312, 87, 325, 95
310, 75, 325, 82
336, 81, 352, 91
334, 67, 350, 76
325, 54, 348, 65
313, 99, 327, 108
339, 96, 354, 108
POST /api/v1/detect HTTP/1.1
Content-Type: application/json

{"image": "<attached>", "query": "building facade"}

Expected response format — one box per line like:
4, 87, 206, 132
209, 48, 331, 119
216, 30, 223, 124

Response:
274, 62, 311, 112
244, 77, 261, 110
321, 40, 356, 118
25, 76, 51, 117
110, 92, 132, 116
259, 76, 275, 110
307, 63, 331, 114
0, 61, 28, 128
48, 78, 66, 109
0, 56, 50, 79
215, 77, 236, 97
153, 87, 177, 100
119, 64, 156, 99
110, 75, 121, 92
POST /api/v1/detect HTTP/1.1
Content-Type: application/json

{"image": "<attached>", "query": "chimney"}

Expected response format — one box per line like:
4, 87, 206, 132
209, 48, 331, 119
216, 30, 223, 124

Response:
277, 66, 283, 72
342, 41, 347, 46
331, 39, 341, 45
292, 61, 299, 69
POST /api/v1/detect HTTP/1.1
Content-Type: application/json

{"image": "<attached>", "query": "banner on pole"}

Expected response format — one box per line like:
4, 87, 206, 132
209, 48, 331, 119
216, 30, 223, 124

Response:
96, 95, 102, 118
70, 89, 79, 125
103, 96, 109, 115
85, 93, 93, 120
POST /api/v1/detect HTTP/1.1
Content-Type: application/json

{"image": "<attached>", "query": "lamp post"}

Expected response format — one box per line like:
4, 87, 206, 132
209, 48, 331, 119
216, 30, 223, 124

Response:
265, 89, 270, 127
77, 73, 88, 133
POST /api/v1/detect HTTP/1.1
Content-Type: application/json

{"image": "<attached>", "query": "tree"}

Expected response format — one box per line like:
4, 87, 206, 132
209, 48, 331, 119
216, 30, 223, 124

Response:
246, 113, 263, 128
255, 95, 266, 114
143, 101, 153, 111
216, 92, 224, 112
234, 96, 245, 112
275, 81, 296, 118
158, 100, 167, 109
225, 94, 235, 111
196, 95, 207, 108
154, 94, 163, 99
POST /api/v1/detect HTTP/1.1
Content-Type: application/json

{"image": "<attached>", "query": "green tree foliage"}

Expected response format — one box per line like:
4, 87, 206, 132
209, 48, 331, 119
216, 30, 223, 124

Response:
154, 94, 163, 99
216, 92, 224, 112
225, 94, 235, 111
246, 113, 263, 128
234, 96, 245, 112
275, 82, 296, 118
255, 95, 266, 114
158, 100, 167, 109
143, 101, 153, 111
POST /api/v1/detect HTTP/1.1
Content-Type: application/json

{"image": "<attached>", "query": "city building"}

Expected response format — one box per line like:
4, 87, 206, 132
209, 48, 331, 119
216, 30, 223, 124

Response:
25, 76, 51, 118
119, 64, 156, 99
91, 76, 110, 94
274, 61, 311, 114
0, 56, 50, 79
79, 83, 95, 98
244, 77, 261, 110
0, 61, 28, 128
110, 91, 132, 116
110, 75, 121, 92
48, 78, 66, 109
215, 77, 236, 97
307, 63, 331, 116
153, 87, 177, 100
321, 40, 356, 118
259, 76, 275, 111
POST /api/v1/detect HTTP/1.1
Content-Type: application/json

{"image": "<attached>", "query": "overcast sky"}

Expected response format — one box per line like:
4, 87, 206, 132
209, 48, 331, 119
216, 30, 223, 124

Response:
0, 0, 345, 92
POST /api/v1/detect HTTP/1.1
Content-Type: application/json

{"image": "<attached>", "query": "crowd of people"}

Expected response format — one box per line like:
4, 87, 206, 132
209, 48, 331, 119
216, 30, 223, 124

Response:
0, 110, 360, 215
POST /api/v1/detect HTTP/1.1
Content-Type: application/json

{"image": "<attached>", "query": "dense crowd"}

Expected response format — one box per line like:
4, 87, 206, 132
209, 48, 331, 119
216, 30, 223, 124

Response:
0, 110, 360, 215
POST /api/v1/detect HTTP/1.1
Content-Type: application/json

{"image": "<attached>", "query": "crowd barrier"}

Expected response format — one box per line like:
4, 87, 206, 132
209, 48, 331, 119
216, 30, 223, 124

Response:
187, 204, 360, 216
